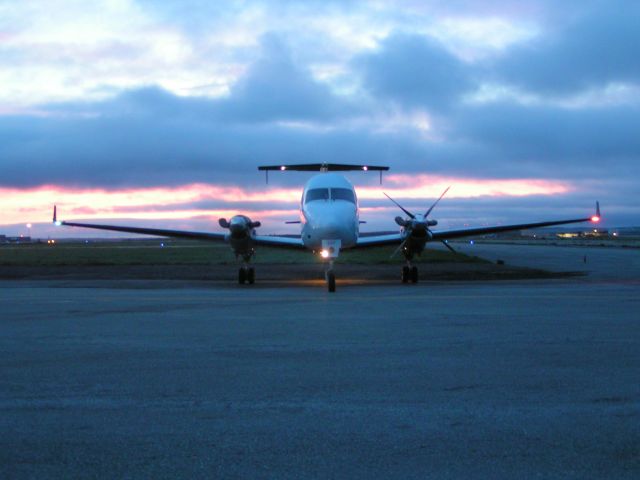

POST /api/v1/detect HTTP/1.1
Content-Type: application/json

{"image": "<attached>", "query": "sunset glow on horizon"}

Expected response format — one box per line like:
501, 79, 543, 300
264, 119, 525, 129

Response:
1, 176, 572, 232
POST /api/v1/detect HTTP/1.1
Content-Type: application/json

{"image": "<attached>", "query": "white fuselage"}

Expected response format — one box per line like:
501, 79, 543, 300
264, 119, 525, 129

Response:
300, 173, 359, 250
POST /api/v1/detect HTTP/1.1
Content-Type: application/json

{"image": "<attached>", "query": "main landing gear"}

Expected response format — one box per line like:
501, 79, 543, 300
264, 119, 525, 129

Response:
238, 265, 255, 285
401, 264, 418, 284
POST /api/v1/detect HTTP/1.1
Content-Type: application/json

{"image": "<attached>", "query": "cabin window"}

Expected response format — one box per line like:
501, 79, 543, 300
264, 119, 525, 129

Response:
305, 188, 329, 203
331, 188, 356, 203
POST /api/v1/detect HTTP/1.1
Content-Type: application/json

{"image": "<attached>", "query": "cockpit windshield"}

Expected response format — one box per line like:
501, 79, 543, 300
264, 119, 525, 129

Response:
331, 188, 356, 203
305, 188, 329, 203
305, 187, 356, 204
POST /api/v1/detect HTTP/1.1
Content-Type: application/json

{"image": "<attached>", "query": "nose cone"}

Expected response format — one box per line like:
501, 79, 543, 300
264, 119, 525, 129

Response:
303, 202, 358, 248
316, 218, 349, 238
229, 216, 248, 235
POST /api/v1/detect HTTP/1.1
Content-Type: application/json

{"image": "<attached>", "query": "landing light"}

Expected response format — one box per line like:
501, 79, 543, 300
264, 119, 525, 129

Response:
591, 216, 600, 222
320, 249, 330, 259
54, 221, 62, 226
362, 166, 368, 171
280, 166, 286, 171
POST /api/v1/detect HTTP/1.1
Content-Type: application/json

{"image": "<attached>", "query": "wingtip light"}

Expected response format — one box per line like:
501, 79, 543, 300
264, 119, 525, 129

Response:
591, 215, 600, 223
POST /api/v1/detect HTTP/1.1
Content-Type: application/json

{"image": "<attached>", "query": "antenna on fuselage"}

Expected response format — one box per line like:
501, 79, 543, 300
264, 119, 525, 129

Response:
258, 163, 390, 184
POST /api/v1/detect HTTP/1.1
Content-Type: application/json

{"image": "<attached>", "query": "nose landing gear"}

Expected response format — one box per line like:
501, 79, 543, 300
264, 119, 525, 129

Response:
325, 260, 336, 292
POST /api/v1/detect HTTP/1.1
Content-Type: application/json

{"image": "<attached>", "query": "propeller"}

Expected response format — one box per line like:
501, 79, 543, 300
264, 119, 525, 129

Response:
424, 186, 450, 218
385, 186, 452, 257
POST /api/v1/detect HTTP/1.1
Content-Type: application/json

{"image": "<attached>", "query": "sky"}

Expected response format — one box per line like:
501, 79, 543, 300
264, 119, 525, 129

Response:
1, 0, 638, 238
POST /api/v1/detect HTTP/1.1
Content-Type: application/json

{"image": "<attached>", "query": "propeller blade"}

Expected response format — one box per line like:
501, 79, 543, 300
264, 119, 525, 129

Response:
384, 193, 415, 219
424, 186, 451, 218
440, 240, 457, 254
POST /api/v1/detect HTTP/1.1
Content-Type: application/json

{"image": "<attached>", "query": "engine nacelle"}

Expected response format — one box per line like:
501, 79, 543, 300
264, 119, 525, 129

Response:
219, 215, 261, 237
218, 215, 261, 261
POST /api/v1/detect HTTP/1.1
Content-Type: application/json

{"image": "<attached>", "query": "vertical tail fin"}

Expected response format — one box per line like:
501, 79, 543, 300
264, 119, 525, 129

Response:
53, 205, 57, 223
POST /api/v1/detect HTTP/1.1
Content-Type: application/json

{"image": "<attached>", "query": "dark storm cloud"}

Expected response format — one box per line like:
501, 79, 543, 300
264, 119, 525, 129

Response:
495, 2, 640, 95
354, 33, 474, 112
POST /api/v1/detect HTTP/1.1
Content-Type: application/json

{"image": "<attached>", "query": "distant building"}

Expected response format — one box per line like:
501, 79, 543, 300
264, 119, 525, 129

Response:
557, 229, 609, 238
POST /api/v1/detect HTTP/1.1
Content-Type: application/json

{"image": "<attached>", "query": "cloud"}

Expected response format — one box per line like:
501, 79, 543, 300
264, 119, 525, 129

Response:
451, 103, 640, 175
355, 33, 475, 111
218, 35, 356, 122
494, 2, 640, 95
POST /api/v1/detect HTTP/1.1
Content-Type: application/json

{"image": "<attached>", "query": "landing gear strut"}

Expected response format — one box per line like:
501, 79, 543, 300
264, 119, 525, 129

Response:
325, 260, 336, 293
238, 266, 255, 285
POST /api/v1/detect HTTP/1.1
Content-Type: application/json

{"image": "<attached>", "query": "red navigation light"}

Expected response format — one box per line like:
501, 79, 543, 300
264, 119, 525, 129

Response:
591, 215, 600, 222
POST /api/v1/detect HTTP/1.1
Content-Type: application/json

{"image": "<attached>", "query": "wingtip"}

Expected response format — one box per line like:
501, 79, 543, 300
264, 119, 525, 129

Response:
53, 205, 62, 226
590, 201, 601, 223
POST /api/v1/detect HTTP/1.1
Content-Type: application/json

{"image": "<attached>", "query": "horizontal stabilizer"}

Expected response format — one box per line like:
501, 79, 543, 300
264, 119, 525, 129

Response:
258, 163, 389, 172
259, 163, 389, 184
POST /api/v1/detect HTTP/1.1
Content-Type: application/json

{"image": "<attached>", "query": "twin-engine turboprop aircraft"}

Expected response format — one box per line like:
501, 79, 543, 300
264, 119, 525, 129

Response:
53, 163, 601, 292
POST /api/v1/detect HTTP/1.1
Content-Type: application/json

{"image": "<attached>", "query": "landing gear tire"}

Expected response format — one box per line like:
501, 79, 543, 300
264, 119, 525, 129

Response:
327, 271, 336, 293
238, 267, 246, 284
401, 266, 410, 283
410, 266, 418, 284
247, 267, 255, 284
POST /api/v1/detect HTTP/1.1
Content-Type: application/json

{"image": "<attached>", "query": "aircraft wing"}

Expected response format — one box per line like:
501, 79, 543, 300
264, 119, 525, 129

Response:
253, 235, 305, 249
57, 219, 227, 242
431, 213, 599, 241
54, 207, 306, 248
352, 202, 600, 247
353, 232, 404, 248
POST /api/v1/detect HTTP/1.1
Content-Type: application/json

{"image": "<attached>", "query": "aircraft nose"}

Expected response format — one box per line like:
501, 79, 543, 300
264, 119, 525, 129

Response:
229, 217, 248, 235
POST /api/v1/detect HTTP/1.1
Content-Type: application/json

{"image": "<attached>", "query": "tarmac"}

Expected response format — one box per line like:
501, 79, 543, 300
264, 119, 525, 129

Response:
1, 244, 639, 478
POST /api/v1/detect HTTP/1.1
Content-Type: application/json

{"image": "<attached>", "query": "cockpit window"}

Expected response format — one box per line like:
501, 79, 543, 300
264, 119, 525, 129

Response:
305, 188, 329, 203
331, 188, 356, 203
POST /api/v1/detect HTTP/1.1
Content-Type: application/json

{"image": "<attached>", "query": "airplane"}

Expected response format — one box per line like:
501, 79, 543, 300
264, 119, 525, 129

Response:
53, 163, 601, 292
